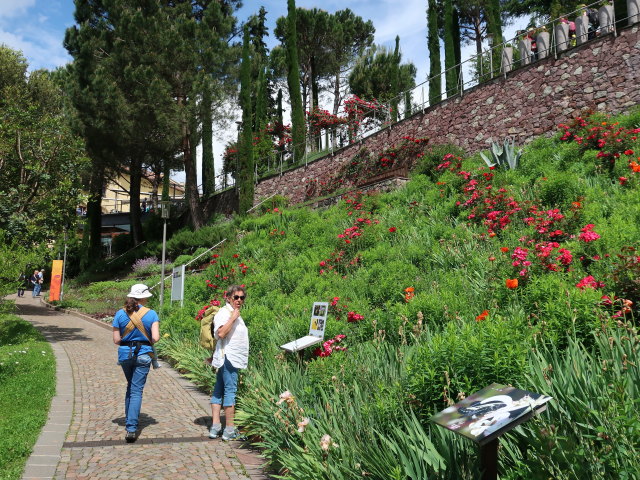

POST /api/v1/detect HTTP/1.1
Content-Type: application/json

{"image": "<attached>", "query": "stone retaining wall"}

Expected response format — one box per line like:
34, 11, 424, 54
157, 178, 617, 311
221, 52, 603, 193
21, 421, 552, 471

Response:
252, 26, 640, 206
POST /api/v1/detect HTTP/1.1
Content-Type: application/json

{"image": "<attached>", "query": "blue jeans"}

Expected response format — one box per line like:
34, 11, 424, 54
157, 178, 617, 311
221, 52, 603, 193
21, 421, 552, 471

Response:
120, 354, 151, 432
210, 357, 238, 407
32, 283, 41, 297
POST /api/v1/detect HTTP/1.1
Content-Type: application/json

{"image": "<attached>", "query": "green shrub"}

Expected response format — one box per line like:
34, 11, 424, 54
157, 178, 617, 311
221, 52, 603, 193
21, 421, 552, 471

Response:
405, 317, 531, 415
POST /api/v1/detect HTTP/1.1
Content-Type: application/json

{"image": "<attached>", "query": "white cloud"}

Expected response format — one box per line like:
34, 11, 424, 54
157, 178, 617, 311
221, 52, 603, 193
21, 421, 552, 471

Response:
0, 0, 36, 20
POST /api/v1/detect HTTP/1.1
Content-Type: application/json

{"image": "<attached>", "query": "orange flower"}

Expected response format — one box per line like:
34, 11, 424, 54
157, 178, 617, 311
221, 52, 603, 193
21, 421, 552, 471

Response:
572, 201, 582, 208
506, 278, 519, 289
489, 232, 496, 237
476, 310, 489, 322
404, 286, 415, 303
500, 247, 509, 253
630, 161, 640, 173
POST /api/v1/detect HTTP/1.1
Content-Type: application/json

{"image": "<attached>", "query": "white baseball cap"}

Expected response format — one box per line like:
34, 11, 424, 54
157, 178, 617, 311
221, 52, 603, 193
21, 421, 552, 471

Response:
127, 284, 153, 298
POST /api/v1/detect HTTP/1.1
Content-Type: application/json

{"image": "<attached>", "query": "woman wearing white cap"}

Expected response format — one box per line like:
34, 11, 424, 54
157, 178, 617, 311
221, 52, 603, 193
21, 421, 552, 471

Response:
112, 283, 160, 443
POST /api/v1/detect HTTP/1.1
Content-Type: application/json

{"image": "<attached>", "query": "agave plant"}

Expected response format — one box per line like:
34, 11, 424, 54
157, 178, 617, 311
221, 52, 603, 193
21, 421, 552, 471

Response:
480, 138, 522, 170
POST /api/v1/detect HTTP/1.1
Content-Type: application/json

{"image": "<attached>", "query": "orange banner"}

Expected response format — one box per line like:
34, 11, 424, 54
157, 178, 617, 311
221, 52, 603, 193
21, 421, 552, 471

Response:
49, 260, 63, 302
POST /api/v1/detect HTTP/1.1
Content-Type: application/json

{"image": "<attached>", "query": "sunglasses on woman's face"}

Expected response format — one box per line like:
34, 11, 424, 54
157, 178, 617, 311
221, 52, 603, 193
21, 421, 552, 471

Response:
233, 295, 246, 300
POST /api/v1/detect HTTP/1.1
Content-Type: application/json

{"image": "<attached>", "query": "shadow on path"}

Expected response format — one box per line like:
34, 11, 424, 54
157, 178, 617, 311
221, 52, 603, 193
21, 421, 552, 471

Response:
14, 302, 59, 317
111, 413, 158, 431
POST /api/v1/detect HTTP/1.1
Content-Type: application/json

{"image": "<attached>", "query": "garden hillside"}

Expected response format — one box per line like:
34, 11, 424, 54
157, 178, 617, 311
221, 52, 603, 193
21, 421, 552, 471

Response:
72, 110, 640, 479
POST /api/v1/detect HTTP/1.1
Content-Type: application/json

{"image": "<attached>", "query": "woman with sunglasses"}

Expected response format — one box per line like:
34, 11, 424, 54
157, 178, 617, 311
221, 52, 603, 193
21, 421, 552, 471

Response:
209, 285, 249, 441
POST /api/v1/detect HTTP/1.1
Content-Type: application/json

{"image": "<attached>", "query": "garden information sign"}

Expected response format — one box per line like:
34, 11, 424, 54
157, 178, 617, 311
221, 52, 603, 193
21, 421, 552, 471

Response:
280, 302, 328, 352
431, 383, 552, 480
431, 383, 552, 444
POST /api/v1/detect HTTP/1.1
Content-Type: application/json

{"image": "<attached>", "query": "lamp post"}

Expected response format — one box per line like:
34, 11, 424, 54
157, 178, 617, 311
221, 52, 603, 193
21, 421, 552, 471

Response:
60, 228, 68, 301
160, 201, 170, 311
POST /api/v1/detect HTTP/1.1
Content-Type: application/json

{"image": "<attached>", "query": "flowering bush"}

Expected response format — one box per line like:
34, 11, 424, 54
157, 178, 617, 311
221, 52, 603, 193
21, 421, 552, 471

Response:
132, 257, 160, 274
343, 95, 389, 139
558, 112, 640, 172
306, 108, 348, 136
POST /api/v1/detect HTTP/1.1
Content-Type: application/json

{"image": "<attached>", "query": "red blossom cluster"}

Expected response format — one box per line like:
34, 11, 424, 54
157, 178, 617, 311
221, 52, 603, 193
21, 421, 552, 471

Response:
558, 113, 640, 170
576, 275, 606, 290
264, 122, 292, 147
346, 311, 364, 323
195, 299, 221, 322
306, 107, 348, 135
313, 334, 347, 357
206, 252, 250, 289
318, 194, 373, 276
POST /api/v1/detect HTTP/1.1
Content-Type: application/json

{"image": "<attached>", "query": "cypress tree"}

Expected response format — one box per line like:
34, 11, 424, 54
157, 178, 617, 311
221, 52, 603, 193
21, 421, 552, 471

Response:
443, 0, 458, 96
238, 25, 254, 214
285, 0, 306, 162
390, 36, 400, 123
427, 0, 442, 105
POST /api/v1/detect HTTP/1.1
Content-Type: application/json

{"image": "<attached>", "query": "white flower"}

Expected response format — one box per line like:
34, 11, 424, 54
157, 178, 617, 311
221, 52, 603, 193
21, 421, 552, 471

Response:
320, 434, 331, 451
297, 417, 310, 433
276, 390, 295, 405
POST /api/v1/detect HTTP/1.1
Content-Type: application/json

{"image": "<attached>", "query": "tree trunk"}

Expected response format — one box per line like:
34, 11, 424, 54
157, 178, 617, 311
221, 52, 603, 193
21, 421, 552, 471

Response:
178, 95, 204, 229
128, 156, 144, 245
332, 69, 341, 115
85, 160, 104, 264
201, 84, 215, 197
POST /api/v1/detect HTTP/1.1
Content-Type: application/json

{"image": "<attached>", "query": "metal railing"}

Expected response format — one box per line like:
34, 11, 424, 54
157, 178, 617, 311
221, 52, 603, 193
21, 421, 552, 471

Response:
242, 0, 638, 183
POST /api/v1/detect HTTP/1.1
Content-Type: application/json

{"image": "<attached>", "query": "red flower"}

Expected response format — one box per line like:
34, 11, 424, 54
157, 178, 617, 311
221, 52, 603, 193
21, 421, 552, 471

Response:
389, 227, 397, 233
624, 149, 634, 155
475, 310, 489, 322
500, 247, 509, 253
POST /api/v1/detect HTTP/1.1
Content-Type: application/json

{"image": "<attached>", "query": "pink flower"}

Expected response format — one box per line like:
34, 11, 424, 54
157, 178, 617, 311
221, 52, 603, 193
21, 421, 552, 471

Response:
576, 275, 605, 290
276, 391, 295, 405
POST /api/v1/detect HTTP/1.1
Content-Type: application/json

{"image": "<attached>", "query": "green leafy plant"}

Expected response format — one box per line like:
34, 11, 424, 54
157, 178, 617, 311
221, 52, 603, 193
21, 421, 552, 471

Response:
480, 138, 523, 170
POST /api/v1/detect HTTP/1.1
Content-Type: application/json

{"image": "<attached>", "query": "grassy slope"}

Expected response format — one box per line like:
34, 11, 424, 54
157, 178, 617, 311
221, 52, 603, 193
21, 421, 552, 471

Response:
64, 110, 640, 478
0, 313, 55, 480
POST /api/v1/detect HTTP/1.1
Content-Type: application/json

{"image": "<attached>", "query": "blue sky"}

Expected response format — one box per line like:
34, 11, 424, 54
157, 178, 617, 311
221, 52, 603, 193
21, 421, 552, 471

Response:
0, 0, 439, 81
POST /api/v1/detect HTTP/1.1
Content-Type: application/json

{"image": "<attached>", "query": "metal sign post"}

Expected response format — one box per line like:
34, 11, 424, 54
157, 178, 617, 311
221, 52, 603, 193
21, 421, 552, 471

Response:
159, 201, 170, 311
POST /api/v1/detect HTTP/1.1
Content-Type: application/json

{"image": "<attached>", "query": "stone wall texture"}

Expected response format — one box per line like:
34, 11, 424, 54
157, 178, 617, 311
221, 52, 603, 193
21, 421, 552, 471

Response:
253, 26, 640, 206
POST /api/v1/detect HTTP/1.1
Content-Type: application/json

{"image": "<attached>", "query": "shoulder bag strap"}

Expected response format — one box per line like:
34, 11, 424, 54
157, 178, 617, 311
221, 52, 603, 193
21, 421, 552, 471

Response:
123, 307, 152, 341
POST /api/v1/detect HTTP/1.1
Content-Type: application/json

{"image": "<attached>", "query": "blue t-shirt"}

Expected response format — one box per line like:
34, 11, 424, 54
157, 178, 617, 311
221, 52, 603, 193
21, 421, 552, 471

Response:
112, 307, 159, 363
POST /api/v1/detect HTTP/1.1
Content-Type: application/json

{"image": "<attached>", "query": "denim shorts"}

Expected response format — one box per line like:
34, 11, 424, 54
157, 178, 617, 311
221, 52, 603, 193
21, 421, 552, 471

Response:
210, 357, 238, 407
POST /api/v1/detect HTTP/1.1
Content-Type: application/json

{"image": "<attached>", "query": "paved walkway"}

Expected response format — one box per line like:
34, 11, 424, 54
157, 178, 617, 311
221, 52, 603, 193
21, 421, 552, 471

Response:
15, 295, 269, 480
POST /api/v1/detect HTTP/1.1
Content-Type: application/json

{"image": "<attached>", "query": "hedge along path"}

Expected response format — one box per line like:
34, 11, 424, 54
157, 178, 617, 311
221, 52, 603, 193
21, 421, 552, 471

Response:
15, 295, 269, 480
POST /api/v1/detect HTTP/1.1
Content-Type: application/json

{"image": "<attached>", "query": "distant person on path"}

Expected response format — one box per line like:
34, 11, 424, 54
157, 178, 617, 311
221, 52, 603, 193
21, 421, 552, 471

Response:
112, 284, 160, 443
209, 285, 249, 441
17, 272, 27, 297
30, 269, 40, 297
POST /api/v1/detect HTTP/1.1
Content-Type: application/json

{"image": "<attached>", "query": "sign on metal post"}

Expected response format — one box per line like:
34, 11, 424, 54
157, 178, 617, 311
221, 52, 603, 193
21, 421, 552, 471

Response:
171, 264, 185, 307
431, 383, 552, 480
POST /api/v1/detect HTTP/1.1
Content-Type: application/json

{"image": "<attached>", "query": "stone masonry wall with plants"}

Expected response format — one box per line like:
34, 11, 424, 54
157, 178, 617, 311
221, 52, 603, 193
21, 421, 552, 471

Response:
254, 26, 640, 205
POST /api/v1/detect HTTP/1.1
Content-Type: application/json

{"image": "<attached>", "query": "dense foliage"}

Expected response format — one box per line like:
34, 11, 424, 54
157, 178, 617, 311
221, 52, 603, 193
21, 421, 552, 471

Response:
0, 46, 88, 246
